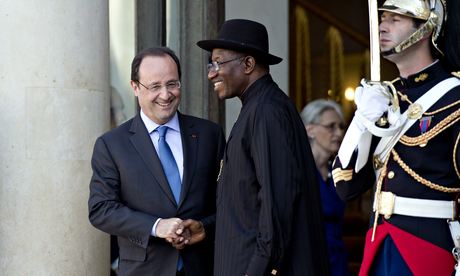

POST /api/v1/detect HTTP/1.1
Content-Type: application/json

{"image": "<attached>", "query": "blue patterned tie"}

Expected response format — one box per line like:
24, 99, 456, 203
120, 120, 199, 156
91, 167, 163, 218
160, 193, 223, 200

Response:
157, 126, 181, 204
157, 126, 183, 271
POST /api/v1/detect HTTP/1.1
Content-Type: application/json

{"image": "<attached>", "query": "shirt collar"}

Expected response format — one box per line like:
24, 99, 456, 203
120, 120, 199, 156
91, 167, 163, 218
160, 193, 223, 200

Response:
140, 110, 180, 134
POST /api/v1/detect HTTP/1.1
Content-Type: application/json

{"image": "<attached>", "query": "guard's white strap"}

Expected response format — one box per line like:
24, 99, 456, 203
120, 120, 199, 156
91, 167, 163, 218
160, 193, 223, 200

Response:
374, 77, 460, 167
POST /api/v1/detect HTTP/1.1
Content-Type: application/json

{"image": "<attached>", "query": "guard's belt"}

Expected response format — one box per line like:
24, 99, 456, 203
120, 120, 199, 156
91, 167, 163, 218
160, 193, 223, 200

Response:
378, 191, 456, 220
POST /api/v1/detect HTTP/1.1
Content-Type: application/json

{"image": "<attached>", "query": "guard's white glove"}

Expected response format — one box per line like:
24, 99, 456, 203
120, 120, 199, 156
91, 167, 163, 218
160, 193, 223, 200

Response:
354, 79, 391, 130
337, 80, 390, 171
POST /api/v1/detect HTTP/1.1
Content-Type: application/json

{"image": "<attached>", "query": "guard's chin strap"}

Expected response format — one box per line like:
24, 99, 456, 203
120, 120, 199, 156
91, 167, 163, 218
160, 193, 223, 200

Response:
382, 16, 437, 57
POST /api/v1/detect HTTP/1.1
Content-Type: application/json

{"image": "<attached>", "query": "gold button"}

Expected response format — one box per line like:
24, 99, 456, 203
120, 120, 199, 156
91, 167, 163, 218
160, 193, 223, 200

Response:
387, 171, 395, 179
376, 116, 388, 126
271, 269, 278, 275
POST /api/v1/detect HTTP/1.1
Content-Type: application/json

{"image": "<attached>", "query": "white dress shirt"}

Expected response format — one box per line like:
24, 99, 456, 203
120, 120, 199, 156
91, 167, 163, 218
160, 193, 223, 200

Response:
140, 110, 184, 236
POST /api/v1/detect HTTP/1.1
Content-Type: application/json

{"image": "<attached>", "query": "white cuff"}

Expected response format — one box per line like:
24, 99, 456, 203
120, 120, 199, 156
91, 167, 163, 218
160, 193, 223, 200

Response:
338, 117, 366, 168
151, 218, 162, 237
356, 132, 372, 172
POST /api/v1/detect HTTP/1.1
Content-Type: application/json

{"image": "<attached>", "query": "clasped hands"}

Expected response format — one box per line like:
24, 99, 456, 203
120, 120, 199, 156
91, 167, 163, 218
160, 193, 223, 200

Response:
155, 218, 205, 250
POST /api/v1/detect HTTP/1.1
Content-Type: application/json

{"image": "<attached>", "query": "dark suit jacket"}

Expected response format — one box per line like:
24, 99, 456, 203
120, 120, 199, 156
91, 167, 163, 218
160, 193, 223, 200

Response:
89, 112, 225, 276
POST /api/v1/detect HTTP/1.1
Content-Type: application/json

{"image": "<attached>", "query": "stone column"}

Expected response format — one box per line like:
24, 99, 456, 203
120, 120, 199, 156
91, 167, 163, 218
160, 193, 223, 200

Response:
172, 0, 225, 126
136, 0, 165, 52
0, 0, 110, 275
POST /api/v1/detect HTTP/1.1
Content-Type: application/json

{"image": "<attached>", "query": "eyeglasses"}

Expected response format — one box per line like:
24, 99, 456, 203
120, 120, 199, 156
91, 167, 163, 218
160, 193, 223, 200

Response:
315, 122, 346, 132
207, 56, 245, 73
137, 80, 181, 93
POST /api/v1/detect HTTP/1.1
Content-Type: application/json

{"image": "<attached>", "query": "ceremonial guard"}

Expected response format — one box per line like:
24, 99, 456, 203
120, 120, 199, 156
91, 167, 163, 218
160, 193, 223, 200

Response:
333, 0, 460, 275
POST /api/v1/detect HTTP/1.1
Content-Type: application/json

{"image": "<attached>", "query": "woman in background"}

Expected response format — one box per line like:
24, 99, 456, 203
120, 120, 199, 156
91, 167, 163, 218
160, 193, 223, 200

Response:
301, 99, 349, 276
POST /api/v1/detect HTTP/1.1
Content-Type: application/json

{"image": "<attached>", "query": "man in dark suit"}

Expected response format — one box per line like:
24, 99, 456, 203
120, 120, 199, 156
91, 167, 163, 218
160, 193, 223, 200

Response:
88, 47, 225, 276
197, 19, 329, 276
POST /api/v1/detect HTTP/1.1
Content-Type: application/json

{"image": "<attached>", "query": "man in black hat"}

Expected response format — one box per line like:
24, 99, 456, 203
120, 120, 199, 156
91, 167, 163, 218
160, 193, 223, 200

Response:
197, 19, 329, 276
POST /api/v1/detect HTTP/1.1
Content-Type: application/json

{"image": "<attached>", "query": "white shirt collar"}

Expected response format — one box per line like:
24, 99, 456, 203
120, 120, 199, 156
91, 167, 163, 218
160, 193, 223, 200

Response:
140, 110, 180, 134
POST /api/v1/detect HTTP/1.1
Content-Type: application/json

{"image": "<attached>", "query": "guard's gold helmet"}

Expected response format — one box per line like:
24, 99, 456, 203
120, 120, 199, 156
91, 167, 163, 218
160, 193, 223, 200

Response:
379, 0, 446, 56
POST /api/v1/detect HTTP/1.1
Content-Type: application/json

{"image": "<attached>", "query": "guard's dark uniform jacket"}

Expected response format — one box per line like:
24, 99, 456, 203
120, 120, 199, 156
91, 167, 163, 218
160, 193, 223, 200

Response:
333, 61, 460, 276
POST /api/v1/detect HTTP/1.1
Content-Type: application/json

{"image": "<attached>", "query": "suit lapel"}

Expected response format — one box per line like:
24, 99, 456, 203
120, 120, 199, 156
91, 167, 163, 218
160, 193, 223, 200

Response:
129, 115, 177, 206
178, 113, 198, 208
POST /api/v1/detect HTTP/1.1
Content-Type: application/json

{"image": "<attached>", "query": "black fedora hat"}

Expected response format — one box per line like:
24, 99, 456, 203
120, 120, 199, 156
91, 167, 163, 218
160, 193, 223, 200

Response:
197, 19, 282, 65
